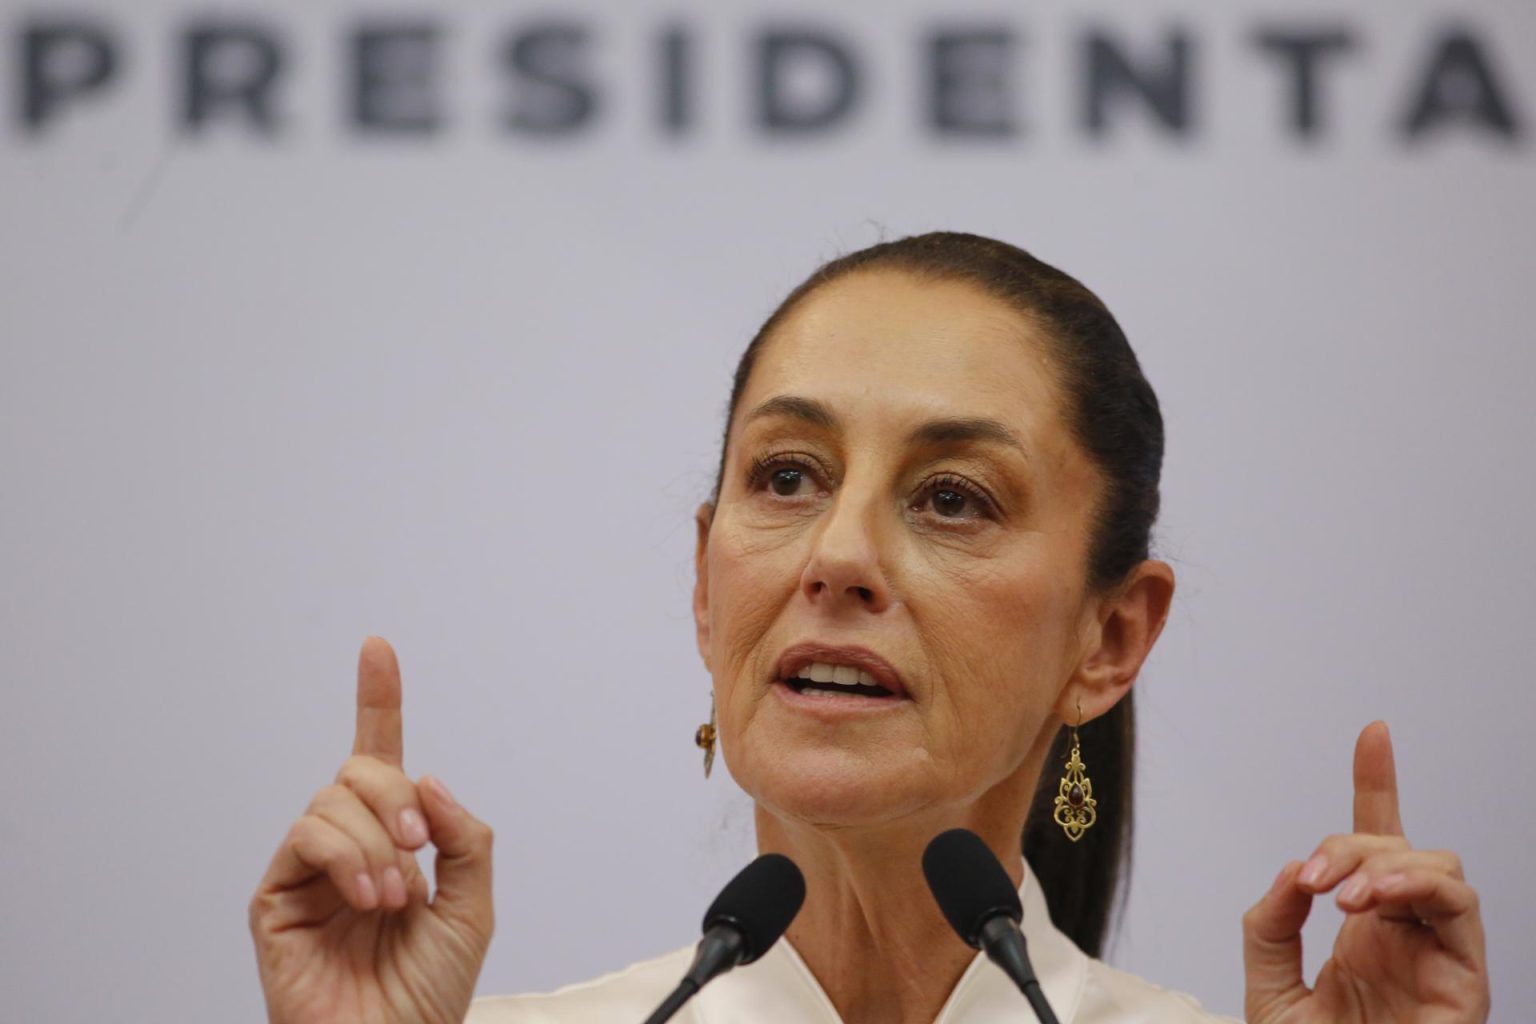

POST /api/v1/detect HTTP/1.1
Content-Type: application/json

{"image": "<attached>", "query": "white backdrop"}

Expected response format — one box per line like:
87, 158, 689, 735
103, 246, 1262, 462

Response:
2, 1, 1533, 1020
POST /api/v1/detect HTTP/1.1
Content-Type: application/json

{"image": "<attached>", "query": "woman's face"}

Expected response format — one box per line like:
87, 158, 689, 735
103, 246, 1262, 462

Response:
694, 270, 1109, 830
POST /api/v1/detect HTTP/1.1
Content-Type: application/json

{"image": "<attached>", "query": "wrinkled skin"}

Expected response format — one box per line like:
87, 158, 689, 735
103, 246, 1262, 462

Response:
692, 270, 1175, 1022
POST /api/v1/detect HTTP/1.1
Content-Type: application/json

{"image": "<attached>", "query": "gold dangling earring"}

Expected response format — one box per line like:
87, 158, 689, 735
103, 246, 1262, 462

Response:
1052, 699, 1097, 842
694, 693, 717, 779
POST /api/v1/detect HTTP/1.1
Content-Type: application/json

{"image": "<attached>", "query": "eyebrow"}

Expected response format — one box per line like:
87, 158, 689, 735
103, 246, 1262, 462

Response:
909, 416, 1028, 459
742, 394, 839, 430
741, 394, 1030, 460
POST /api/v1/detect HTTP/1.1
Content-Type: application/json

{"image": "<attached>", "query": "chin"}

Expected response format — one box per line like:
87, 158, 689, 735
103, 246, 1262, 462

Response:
729, 744, 935, 830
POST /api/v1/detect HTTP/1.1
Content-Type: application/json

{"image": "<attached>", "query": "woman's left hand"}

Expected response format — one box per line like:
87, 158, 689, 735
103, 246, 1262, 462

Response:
1242, 721, 1490, 1023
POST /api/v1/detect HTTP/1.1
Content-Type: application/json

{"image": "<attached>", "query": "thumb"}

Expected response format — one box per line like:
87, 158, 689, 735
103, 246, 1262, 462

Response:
1242, 860, 1312, 1022
418, 775, 495, 940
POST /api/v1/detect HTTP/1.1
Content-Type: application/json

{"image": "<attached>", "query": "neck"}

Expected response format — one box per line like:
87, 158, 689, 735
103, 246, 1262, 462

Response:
753, 771, 1038, 1024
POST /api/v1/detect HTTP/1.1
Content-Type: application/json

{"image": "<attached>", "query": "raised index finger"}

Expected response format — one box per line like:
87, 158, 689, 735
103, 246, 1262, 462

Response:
353, 636, 404, 767
1352, 720, 1404, 837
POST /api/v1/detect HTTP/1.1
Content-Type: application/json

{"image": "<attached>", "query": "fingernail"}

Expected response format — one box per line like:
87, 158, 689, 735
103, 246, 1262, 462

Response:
382, 866, 407, 908
427, 775, 458, 810
1270, 862, 1293, 892
1299, 854, 1328, 887
355, 871, 379, 909
1375, 872, 1407, 893
1340, 873, 1369, 905
399, 808, 428, 847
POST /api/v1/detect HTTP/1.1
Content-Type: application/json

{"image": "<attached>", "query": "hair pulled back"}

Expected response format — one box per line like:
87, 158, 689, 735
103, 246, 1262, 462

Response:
706, 231, 1164, 958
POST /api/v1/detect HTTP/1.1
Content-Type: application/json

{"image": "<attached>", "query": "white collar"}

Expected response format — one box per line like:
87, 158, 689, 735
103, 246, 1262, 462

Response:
692, 860, 1087, 1023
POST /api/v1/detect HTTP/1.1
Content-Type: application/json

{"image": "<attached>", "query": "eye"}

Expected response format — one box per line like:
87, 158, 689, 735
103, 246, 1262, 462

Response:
932, 488, 969, 517
769, 467, 807, 496
915, 474, 996, 522
748, 453, 825, 499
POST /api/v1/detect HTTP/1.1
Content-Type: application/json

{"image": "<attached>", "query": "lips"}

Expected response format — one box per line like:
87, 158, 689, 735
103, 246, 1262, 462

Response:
774, 642, 909, 699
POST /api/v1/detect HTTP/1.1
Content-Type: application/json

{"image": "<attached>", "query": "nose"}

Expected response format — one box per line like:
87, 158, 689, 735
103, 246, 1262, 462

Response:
799, 485, 892, 614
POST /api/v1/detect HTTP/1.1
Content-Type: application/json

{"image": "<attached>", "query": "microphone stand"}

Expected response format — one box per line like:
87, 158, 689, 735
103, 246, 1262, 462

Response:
977, 916, 1060, 1024
640, 924, 746, 1024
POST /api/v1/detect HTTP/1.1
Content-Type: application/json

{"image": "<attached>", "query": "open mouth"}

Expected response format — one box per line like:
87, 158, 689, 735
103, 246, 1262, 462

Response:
782, 661, 897, 699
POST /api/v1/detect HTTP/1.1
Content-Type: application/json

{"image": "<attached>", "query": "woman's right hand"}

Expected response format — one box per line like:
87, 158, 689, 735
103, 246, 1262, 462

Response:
250, 637, 495, 1024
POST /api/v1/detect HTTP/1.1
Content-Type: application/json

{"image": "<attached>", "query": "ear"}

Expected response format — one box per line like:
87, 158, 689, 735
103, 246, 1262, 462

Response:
692, 502, 715, 669
1059, 559, 1176, 723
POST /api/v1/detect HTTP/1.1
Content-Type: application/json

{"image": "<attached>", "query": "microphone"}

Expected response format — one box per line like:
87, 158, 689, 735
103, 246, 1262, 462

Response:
922, 828, 1061, 1024
641, 853, 806, 1024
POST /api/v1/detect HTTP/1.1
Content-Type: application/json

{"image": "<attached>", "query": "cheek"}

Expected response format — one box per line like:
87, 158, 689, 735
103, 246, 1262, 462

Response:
706, 520, 803, 692
919, 549, 1079, 757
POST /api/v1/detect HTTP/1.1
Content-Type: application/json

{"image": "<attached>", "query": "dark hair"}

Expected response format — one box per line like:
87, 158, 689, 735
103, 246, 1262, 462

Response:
706, 231, 1163, 958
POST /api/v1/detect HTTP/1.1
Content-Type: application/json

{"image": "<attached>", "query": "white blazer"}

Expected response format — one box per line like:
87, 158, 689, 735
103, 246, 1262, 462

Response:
467, 864, 1241, 1023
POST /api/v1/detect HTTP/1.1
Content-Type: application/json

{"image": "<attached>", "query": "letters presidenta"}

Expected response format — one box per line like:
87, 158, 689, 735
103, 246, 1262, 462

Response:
9, 11, 1527, 147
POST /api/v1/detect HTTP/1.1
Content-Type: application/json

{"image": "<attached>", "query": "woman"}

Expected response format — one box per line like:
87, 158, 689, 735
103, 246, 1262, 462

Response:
249, 233, 1490, 1023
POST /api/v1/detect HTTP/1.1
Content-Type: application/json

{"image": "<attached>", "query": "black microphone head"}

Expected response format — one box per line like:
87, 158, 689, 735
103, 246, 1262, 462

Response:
702, 853, 806, 965
922, 828, 1023, 949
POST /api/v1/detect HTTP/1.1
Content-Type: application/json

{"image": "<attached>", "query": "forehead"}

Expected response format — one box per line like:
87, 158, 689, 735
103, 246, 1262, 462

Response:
743, 270, 1069, 446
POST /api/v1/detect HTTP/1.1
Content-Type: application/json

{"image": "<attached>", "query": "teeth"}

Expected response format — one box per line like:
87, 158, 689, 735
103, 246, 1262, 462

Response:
797, 661, 882, 687
804, 662, 837, 683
